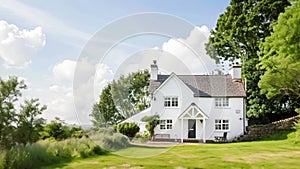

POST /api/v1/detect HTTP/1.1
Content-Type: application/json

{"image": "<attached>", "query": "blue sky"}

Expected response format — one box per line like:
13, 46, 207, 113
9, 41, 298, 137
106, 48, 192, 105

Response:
0, 0, 230, 124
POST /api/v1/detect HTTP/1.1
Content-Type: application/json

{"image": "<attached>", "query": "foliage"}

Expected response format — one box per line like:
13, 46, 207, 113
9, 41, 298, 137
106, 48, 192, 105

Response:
291, 118, 300, 144
141, 115, 160, 140
14, 99, 47, 145
90, 70, 149, 129
116, 122, 140, 138
101, 133, 130, 151
258, 0, 300, 113
90, 85, 124, 128
128, 70, 150, 112
111, 70, 150, 118
205, 0, 292, 124
40, 117, 85, 141
88, 128, 130, 151
0, 138, 106, 169
0, 77, 46, 149
133, 131, 150, 143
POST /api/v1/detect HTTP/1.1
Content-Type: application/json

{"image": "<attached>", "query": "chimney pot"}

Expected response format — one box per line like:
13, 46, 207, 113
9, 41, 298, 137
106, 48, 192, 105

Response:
150, 60, 158, 81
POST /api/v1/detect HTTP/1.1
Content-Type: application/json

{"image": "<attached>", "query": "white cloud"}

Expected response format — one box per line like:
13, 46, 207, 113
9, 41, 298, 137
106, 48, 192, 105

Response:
109, 25, 217, 77
0, 20, 46, 68
49, 59, 113, 124
161, 25, 216, 74
52, 59, 77, 82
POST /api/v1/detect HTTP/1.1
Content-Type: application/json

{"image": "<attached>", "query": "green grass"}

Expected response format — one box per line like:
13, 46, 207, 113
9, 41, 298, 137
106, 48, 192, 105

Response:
42, 138, 300, 169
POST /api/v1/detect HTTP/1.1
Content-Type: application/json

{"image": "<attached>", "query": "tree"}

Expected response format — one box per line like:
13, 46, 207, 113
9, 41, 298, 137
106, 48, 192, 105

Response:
205, 0, 291, 123
111, 70, 150, 118
128, 70, 150, 112
259, 0, 300, 113
90, 84, 124, 128
0, 77, 26, 148
111, 76, 134, 118
40, 117, 70, 140
0, 76, 47, 148
14, 99, 46, 145
141, 115, 159, 140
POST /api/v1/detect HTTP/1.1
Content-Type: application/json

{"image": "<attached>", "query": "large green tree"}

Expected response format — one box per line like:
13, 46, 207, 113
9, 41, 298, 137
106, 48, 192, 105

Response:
111, 70, 150, 118
91, 84, 124, 128
0, 77, 46, 148
91, 70, 150, 128
205, 0, 291, 124
259, 0, 300, 113
14, 99, 46, 145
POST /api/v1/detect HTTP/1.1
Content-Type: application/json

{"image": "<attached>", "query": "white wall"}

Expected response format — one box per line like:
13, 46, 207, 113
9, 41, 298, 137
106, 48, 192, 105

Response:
151, 75, 246, 141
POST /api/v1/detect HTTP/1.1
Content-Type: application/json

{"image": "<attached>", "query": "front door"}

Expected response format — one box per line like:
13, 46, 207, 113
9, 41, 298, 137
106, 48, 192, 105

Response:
188, 119, 196, 138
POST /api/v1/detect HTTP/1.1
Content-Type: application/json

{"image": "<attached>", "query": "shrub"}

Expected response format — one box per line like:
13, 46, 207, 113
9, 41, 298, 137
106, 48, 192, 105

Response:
98, 133, 130, 151
116, 122, 140, 138
289, 118, 300, 144
133, 131, 150, 143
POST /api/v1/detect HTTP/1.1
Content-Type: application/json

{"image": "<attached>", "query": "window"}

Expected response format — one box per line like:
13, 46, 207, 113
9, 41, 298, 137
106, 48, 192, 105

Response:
215, 98, 229, 107
160, 119, 172, 130
215, 119, 229, 130
164, 97, 178, 107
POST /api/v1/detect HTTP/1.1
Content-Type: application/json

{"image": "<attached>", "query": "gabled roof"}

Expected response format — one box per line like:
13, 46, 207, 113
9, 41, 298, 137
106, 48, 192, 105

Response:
178, 103, 208, 119
149, 74, 246, 97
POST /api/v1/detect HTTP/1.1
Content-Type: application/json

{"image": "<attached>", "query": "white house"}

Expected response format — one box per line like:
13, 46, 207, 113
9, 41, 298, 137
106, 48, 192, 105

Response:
123, 60, 247, 143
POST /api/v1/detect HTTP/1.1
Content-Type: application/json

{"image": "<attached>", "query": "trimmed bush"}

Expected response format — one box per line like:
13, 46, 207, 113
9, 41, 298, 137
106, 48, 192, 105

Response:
116, 122, 140, 138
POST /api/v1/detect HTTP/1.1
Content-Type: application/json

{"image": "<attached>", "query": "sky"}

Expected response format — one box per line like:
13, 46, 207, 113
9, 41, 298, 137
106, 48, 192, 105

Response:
0, 0, 230, 125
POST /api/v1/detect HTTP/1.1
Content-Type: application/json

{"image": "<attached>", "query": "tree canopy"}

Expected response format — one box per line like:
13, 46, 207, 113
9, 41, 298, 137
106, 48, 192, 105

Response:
111, 70, 150, 118
0, 77, 46, 148
90, 84, 123, 128
205, 0, 292, 123
90, 70, 150, 128
259, 0, 300, 113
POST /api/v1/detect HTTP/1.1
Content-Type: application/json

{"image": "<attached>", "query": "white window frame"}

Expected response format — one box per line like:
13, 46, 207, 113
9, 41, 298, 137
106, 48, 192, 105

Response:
215, 119, 229, 131
164, 96, 178, 107
160, 119, 173, 130
215, 98, 229, 108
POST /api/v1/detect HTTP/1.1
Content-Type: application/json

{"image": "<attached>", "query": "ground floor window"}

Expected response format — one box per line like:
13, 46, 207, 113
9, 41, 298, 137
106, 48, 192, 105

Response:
215, 119, 229, 130
160, 119, 172, 130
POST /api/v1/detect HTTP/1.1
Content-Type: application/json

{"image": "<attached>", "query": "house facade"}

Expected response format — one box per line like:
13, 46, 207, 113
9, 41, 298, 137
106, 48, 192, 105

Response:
124, 60, 247, 143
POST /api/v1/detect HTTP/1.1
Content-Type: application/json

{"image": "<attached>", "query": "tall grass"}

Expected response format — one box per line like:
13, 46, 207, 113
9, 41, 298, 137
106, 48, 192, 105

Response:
89, 128, 130, 151
0, 138, 106, 169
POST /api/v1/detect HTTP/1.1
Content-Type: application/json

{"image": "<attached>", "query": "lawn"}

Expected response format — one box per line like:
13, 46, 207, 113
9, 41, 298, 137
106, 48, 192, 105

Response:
43, 138, 300, 169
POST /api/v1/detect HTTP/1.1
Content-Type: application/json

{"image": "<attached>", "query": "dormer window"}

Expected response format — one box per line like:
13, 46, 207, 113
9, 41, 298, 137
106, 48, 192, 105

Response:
215, 98, 229, 107
164, 97, 178, 107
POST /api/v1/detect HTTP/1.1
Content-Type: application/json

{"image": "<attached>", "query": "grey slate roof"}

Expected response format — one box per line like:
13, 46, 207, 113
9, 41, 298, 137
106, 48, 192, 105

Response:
149, 74, 246, 97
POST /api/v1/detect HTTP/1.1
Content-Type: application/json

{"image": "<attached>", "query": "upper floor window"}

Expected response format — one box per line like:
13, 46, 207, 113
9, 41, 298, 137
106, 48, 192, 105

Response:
215, 98, 229, 107
164, 97, 178, 107
215, 119, 229, 131
160, 119, 173, 130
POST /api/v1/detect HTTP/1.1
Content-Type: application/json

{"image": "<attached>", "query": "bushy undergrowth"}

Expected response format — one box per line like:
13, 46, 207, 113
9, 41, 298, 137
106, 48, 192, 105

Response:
89, 128, 130, 151
0, 138, 106, 169
132, 131, 150, 143
288, 119, 300, 144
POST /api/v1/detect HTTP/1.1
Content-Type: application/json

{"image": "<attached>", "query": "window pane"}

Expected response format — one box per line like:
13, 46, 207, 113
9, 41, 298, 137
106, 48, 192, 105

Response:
160, 125, 165, 129
164, 97, 170, 107
172, 97, 178, 107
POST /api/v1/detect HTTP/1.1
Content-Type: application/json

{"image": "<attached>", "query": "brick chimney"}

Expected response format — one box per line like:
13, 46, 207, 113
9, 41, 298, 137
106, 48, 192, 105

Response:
150, 60, 158, 81
229, 62, 242, 81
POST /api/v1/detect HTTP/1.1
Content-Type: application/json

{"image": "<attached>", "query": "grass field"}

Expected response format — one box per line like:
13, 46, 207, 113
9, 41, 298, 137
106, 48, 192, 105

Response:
43, 136, 300, 169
